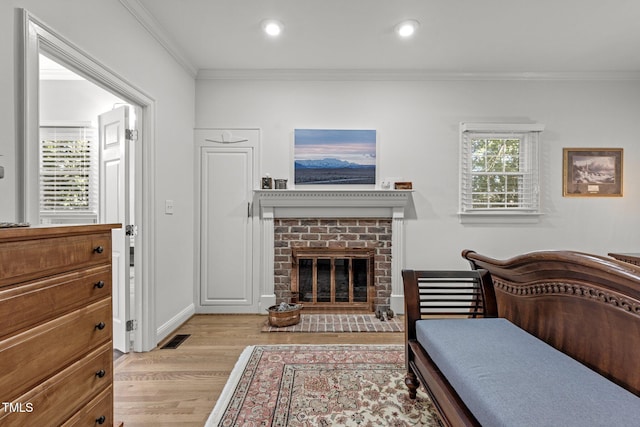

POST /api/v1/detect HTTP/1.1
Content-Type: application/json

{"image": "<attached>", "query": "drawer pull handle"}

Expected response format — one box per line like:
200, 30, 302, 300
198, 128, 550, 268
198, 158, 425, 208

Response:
96, 415, 106, 424
94, 280, 105, 289
96, 369, 106, 378
95, 322, 106, 330
93, 246, 104, 254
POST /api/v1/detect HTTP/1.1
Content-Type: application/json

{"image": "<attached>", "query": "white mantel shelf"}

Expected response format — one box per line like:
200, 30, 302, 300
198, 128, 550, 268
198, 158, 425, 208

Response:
254, 189, 413, 218
254, 189, 412, 314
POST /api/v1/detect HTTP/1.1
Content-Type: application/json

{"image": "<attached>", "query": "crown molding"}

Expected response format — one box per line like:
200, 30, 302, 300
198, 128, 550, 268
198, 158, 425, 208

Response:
197, 68, 640, 82
119, 0, 197, 78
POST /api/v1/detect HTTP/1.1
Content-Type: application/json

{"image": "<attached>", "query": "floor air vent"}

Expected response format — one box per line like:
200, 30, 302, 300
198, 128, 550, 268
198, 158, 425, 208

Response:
161, 334, 190, 349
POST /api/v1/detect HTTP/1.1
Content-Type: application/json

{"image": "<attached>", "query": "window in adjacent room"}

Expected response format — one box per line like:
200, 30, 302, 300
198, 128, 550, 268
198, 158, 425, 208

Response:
39, 125, 98, 224
459, 123, 544, 223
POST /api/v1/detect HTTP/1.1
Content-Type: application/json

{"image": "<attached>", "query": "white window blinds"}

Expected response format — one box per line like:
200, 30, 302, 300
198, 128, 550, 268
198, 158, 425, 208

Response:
459, 123, 544, 222
39, 126, 98, 215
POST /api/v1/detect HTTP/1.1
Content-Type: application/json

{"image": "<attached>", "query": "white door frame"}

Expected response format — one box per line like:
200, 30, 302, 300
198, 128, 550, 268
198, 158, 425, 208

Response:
19, 9, 156, 352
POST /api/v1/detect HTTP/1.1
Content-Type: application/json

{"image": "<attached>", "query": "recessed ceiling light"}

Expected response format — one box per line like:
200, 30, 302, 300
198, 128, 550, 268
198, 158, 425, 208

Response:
396, 20, 420, 38
261, 19, 284, 37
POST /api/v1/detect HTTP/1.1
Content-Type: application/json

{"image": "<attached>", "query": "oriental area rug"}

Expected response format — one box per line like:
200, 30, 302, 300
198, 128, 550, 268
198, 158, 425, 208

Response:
206, 344, 442, 427
261, 314, 404, 333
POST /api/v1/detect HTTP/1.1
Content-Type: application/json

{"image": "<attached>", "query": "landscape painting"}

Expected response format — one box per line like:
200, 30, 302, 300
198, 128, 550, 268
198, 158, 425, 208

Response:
294, 129, 376, 185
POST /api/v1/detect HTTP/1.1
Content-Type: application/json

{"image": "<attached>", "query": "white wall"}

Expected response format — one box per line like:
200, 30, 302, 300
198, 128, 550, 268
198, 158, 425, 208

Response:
1, 1, 196, 346
3, 4, 638, 331
40, 79, 123, 126
195, 77, 640, 269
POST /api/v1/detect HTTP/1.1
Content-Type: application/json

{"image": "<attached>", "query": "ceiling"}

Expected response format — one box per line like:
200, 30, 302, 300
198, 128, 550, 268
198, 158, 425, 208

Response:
130, 0, 640, 76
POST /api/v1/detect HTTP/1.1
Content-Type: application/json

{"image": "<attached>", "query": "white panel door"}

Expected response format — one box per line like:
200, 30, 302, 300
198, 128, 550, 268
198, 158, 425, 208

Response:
200, 146, 254, 309
99, 106, 130, 352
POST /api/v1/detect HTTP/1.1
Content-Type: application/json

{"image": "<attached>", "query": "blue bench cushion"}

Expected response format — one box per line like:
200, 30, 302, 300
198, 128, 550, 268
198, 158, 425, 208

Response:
416, 318, 640, 427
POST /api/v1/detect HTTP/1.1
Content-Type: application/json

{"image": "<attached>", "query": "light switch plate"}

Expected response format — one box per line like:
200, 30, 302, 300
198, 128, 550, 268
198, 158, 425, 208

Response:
165, 199, 174, 215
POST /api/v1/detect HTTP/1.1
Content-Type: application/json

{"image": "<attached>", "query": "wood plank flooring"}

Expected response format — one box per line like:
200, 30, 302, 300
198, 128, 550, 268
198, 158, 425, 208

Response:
114, 314, 404, 426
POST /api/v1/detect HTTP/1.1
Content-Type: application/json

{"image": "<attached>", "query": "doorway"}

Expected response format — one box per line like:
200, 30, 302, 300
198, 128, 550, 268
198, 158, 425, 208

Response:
39, 54, 137, 353
39, 56, 137, 353
21, 10, 156, 352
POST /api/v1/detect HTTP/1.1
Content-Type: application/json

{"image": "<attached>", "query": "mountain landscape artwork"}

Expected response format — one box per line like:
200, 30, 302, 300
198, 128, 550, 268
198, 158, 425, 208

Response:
294, 129, 376, 185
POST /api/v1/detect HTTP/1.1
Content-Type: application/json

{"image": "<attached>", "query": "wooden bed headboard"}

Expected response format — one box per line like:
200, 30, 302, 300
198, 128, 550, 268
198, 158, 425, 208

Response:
462, 249, 640, 396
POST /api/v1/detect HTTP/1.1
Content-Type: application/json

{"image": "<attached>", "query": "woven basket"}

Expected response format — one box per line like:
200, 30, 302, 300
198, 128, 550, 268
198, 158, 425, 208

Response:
267, 305, 302, 327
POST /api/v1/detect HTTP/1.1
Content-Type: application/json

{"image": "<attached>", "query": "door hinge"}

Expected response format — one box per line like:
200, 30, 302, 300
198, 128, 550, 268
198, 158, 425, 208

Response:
126, 320, 137, 331
125, 225, 138, 236
125, 129, 138, 141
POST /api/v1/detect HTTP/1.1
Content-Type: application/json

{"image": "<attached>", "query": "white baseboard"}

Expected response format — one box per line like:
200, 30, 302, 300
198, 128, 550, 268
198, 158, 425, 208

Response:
196, 305, 260, 314
156, 303, 195, 344
390, 294, 405, 315
259, 294, 277, 312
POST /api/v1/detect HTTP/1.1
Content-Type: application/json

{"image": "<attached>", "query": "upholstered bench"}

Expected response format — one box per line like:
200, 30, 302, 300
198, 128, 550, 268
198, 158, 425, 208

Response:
416, 318, 640, 427
403, 251, 640, 426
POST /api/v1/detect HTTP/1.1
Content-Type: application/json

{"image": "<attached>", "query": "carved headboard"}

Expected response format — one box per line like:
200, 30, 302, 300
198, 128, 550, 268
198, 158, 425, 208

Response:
462, 249, 640, 396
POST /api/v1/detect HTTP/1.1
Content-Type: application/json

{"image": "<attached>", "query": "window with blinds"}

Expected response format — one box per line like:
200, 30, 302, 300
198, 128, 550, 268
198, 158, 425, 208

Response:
39, 126, 98, 220
459, 123, 544, 223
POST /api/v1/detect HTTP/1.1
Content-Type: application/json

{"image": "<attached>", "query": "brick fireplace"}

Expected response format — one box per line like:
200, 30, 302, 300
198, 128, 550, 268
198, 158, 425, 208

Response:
274, 218, 392, 311
255, 189, 411, 314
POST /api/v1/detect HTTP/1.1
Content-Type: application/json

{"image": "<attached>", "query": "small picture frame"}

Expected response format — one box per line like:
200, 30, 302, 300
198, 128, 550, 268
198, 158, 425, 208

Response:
563, 148, 623, 197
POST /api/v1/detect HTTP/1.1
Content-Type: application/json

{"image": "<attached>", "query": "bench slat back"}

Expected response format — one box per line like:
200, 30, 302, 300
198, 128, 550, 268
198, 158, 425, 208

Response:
402, 269, 496, 344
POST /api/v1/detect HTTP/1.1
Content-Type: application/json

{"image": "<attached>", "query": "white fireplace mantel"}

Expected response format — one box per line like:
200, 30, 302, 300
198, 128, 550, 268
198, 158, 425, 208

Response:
254, 189, 412, 218
254, 189, 413, 314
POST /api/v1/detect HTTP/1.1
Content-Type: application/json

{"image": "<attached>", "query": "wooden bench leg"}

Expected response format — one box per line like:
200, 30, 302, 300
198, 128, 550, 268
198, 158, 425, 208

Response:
405, 370, 420, 399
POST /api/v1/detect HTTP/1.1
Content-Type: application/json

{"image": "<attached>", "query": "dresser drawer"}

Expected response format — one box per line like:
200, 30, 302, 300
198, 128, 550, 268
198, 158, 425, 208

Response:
62, 386, 113, 427
0, 232, 112, 287
0, 265, 111, 340
0, 298, 112, 401
0, 342, 112, 426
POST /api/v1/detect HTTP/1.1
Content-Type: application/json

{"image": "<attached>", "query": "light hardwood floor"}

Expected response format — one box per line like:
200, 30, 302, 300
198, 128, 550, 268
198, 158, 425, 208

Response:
114, 314, 404, 426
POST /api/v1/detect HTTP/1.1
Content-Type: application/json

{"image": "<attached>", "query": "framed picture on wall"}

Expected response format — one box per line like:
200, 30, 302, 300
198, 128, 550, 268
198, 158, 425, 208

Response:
563, 148, 623, 197
294, 129, 377, 185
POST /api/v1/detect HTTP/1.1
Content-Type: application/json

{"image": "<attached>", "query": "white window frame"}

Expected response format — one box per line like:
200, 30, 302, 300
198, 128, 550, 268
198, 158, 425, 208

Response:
39, 123, 98, 224
459, 123, 545, 224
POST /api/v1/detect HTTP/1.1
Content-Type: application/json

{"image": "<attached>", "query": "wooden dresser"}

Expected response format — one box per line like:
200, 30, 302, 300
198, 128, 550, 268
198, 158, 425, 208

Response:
0, 224, 119, 426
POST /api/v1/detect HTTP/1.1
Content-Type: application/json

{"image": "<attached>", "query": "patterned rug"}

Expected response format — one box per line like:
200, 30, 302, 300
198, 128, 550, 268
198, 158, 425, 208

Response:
261, 314, 404, 333
206, 344, 442, 426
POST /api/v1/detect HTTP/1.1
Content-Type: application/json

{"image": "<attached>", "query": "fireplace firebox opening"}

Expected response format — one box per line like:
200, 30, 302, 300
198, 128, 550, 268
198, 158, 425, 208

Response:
273, 217, 393, 312
291, 248, 375, 311
291, 248, 375, 310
